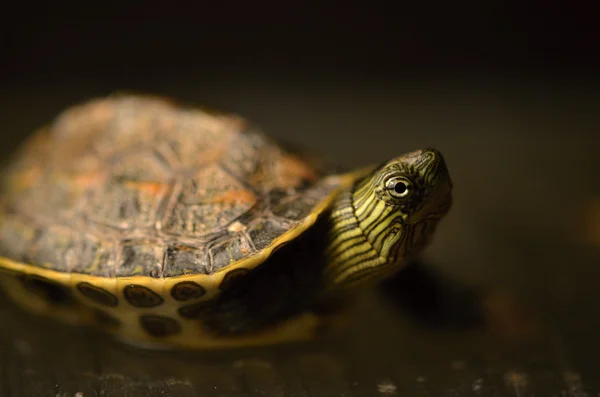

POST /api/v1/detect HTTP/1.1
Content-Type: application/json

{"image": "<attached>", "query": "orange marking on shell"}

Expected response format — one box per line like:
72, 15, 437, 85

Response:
72, 171, 105, 189
124, 181, 170, 196
277, 154, 319, 187
205, 190, 257, 206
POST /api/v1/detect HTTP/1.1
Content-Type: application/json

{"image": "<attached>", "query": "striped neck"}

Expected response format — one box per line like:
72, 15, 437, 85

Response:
321, 177, 412, 292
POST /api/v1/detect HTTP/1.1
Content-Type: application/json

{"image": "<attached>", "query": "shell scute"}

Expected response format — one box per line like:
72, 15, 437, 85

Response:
156, 107, 241, 169
219, 125, 273, 182
246, 218, 291, 251
0, 214, 38, 264
272, 195, 318, 221
29, 225, 77, 271
53, 96, 169, 157
117, 241, 164, 278
110, 149, 172, 183
14, 169, 92, 219
163, 244, 210, 277
69, 234, 116, 277
88, 151, 172, 229
209, 233, 255, 272
161, 165, 257, 237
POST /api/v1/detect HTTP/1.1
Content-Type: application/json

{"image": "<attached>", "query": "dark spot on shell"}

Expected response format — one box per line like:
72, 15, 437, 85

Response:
219, 268, 251, 291
20, 274, 75, 306
171, 281, 206, 301
93, 309, 122, 329
139, 315, 181, 337
178, 300, 214, 319
123, 284, 163, 307
76, 282, 118, 307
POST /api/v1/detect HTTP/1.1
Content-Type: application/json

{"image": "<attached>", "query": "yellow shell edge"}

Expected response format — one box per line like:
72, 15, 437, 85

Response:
0, 172, 365, 350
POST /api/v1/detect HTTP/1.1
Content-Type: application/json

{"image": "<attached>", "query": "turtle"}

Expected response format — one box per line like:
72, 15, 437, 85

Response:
0, 94, 453, 350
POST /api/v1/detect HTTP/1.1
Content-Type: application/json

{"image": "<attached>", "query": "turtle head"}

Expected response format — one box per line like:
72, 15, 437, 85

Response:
371, 148, 453, 226
322, 148, 453, 291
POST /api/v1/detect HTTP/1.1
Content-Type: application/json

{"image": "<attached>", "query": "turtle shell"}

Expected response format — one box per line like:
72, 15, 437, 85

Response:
0, 95, 346, 292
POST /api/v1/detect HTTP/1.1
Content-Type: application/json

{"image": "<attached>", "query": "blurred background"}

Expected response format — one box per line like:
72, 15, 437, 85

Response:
0, 2, 599, 396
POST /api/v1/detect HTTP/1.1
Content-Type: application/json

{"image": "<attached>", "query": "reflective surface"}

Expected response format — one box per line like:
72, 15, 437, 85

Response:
0, 80, 598, 396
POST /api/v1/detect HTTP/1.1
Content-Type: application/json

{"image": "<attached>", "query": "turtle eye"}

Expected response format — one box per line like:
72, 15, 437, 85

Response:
386, 176, 412, 199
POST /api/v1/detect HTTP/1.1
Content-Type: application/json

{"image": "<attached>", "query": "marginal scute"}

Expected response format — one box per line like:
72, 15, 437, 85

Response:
76, 282, 118, 307
19, 274, 75, 306
123, 284, 164, 307
163, 244, 210, 277
272, 198, 315, 221
29, 226, 76, 271
70, 234, 115, 277
0, 215, 38, 264
209, 233, 255, 271
117, 241, 163, 278
170, 281, 206, 301
247, 218, 291, 251
139, 315, 181, 337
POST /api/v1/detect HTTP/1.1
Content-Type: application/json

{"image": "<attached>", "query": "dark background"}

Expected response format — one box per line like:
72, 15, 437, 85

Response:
2, 2, 599, 82
1, 2, 599, 396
